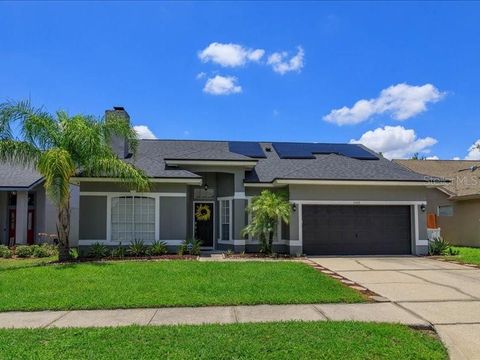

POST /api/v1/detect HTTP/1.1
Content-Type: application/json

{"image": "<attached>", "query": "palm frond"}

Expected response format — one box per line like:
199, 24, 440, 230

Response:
0, 140, 41, 167
37, 148, 76, 207
103, 112, 139, 156
83, 155, 150, 191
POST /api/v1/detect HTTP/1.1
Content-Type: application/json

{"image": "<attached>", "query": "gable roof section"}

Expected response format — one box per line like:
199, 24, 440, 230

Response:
394, 159, 480, 199
0, 163, 43, 189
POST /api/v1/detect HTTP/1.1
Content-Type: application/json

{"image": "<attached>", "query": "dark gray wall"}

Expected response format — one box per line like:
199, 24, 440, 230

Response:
79, 196, 107, 240
160, 197, 187, 240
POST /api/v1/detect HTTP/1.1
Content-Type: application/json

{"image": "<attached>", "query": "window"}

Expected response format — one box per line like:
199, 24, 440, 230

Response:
438, 205, 454, 217
220, 199, 231, 240
111, 196, 156, 242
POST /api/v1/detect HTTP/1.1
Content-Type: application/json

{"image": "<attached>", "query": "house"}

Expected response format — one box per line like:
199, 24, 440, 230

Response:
69, 107, 432, 256
1, 107, 433, 255
395, 159, 480, 247
0, 163, 79, 246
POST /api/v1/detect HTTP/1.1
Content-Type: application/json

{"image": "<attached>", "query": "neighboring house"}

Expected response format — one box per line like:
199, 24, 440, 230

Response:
70, 108, 432, 256
0, 164, 80, 246
395, 159, 480, 247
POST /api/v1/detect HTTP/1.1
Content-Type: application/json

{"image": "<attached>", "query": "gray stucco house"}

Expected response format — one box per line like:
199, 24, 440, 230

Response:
1, 107, 432, 255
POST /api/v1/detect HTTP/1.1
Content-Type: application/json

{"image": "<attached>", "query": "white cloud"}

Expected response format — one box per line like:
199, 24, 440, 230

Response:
465, 140, 480, 160
426, 156, 439, 160
198, 42, 265, 67
196, 72, 206, 80
324, 83, 445, 125
350, 125, 437, 159
453, 156, 461, 160
134, 125, 157, 139
203, 75, 242, 95
267, 46, 304, 75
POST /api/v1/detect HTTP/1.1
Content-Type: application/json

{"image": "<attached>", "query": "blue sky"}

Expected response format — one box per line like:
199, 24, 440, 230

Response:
1, 1, 479, 159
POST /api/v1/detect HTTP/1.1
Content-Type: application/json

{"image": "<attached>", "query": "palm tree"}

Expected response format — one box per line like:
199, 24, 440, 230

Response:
242, 190, 291, 254
0, 100, 149, 260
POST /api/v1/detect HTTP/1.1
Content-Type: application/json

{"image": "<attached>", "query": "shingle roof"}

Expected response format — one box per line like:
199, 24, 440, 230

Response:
126, 139, 427, 183
394, 159, 480, 198
246, 143, 426, 182
0, 163, 43, 189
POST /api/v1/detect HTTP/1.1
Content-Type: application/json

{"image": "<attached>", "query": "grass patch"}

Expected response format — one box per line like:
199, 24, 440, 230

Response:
0, 260, 363, 311
0, 322, 446, 360
444, 246, 480, 265
0, 256, 56, 270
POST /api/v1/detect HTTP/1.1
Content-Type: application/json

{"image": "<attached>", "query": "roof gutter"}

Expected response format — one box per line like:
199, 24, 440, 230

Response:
246, 179, 437, 187
71, 177, 202, 185
165, 159, 257, 167
0, 178, 45, 191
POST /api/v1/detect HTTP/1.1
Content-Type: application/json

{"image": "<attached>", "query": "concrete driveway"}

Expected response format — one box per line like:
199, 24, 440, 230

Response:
309, 256, 480, 360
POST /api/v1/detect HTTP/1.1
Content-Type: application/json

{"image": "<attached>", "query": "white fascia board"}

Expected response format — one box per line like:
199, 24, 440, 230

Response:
243, 182, 277, 188
165, 160, 257, 167
71, 177, 202, 185
275, 179, 431, 186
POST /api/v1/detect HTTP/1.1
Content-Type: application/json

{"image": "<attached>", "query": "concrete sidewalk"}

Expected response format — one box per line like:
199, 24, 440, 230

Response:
0, 302, 429, 329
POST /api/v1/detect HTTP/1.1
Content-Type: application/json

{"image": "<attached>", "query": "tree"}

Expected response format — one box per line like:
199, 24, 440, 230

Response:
241, 190, 291, 254
0, 100, 149, 260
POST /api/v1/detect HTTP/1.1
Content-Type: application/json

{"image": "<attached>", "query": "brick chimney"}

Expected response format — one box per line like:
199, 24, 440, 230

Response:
105, 106, 131, 159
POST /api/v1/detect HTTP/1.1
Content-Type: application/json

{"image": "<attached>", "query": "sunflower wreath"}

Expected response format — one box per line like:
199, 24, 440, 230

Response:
195, 204, 211, 221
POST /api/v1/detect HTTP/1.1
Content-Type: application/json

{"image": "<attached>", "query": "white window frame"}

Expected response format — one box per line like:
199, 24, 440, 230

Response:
217, 197, 232, 243
111, 195, 156, 243
79, 191, 186, 244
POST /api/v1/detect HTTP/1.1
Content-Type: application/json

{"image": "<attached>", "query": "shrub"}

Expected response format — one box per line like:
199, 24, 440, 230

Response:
111, 244, 126, 258
148, 240, 168, 256
428, 237, 453, 256
89, 242, 108, 258
128, 239, 146, 257
32, 245, 50, 258
15, 245, 33, 258
178, 238, 202, 256
41, 244, 58, 257
0, 245, 12, 259
69, 248, 79, 260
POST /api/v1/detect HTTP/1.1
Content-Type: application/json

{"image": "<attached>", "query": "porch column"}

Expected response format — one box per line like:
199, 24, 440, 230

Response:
233, 170, 247, 252
15, 191, 28, 245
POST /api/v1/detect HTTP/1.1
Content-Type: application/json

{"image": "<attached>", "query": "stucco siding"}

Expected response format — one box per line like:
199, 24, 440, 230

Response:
80, 182, 187, 194
160, 197, 187, 240
425, 188, 480, 247
79, 196, 107, 240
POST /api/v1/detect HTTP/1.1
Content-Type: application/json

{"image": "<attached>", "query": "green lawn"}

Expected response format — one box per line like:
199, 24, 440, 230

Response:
0, 322, 446, 360
0, 260, 364, 311
444, 246, 480, 265
0, 256, 56, 270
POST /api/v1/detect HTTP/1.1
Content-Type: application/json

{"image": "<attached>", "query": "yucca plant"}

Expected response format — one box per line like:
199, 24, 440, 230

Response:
0, 100, 149, 261
128, 239, 147, 257
241, 190, 291, 254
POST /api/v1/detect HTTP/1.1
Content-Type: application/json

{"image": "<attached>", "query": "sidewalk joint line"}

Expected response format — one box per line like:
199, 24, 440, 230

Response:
311, 304, 329, 320
232, 307, 239, 323
147, 309, 159, 325
43, 311, 71, 328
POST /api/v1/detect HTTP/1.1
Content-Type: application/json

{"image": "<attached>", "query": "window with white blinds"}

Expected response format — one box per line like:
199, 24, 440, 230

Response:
111, 196, 156, 242
220, 199, 231, 240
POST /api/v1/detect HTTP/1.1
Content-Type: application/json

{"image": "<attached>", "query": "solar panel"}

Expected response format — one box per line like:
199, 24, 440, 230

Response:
272, 143, 378, 160
228, 141, 266, 158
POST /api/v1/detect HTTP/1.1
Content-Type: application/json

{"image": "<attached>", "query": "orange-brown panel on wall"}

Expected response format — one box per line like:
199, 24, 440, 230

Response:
427, 213, 437, 229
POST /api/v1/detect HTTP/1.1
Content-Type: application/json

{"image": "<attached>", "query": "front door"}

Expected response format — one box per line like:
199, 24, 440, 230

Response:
194, 202, 214, 247
8, 209, 15, 246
